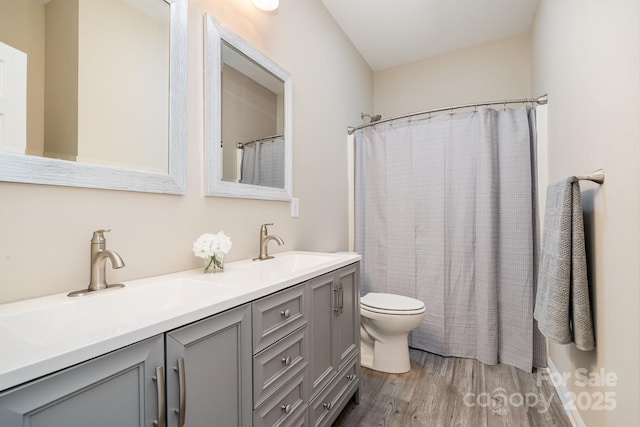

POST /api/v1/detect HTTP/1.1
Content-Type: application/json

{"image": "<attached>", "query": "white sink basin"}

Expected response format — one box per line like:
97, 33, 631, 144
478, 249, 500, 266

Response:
237, 252, 335, 273
219, 252, 338, 287
267, 252, 335, 271
0, 278, 236, 348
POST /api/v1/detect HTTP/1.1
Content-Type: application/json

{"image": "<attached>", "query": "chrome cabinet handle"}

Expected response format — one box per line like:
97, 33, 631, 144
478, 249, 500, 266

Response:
153, 366, 166, 427
323, 402, 332, 411
333, 286, 340, 312
281, 404, 292, 414
176, 357, 186, 427
281, 356, 292, 366
280, 309, 291, 319
334, 283, 344, 315
346, 374, 356, 381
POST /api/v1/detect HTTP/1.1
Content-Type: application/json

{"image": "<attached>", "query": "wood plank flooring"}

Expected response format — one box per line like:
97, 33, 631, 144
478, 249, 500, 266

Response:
333, 349, 572, 427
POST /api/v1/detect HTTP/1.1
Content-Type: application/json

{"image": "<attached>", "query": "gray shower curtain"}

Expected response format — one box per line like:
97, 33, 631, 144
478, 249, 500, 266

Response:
354, 106, 546, 372
240, 136, 285, 188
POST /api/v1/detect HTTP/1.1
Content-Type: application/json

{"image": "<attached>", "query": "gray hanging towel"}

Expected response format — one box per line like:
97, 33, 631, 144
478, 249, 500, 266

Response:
534, 177, 595, 351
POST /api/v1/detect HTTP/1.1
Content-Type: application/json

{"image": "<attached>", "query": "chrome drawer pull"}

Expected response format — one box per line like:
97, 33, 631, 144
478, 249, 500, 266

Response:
280, 309, 291, 319
281, 404, 292, 414
282, 356, 292, 366
323, 402, 332, 411
346, 374, 356, 381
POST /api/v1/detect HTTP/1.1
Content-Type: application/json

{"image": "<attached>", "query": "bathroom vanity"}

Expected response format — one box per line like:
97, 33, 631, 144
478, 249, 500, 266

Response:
0, 251, 360, 427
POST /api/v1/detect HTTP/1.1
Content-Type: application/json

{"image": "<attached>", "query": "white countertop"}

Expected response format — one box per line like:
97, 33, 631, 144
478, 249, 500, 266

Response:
0, 251, 360, 391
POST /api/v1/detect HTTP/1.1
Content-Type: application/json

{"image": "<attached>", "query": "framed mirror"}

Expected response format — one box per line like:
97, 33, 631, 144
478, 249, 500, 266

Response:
0, 0, 187, 194
204, 13, 292, 201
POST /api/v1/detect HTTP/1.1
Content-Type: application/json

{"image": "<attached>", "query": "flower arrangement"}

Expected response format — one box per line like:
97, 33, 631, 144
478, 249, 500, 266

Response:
192, 231, 232, 273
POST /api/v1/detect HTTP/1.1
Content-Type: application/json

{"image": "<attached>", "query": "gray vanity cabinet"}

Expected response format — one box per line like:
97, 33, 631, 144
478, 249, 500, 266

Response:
166, 304, 252, 427
308, 263, 360, 426
0, 304, 252, 427
0, 260, 360, 427
0, 335, 164, 427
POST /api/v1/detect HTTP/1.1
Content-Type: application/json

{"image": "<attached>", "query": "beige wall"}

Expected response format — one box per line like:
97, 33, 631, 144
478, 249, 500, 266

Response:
373, 33, 532, 118
77, 0, 169, 173
532, 0, 640, 425
0, 0, 373, 304
0, 0, 45, 156
44, 0, 79, 160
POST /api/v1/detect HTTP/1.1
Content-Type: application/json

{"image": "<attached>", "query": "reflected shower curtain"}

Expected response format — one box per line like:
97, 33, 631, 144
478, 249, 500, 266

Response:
240, 136, 285, 187
354, 106, 546, 371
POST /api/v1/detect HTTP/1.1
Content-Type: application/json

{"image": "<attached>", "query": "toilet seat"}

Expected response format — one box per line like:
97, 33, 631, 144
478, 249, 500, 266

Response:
361, 293, 425, 315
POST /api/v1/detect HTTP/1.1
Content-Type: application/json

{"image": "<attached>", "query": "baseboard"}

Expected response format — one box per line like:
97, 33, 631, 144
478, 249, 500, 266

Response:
545, 358, 587, 427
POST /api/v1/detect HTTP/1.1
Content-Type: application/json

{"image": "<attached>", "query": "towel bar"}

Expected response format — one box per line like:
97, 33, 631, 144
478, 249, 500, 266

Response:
576, 168, 604, 184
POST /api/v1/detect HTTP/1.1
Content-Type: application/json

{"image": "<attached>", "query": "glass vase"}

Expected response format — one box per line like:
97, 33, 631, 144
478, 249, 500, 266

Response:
203, 253, 224, 273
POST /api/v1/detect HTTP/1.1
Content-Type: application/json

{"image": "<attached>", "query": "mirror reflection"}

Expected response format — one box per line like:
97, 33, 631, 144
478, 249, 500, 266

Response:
205, 13, 292, 201
221, 41, 285, 188
0, 0, 170, 174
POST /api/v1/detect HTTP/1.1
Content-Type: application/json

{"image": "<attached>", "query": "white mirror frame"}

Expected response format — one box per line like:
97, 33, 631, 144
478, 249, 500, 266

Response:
0, 0, 187, 195
204, 13, 292, 201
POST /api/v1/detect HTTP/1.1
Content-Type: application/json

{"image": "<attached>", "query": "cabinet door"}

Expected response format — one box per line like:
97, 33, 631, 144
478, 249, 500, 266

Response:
0, 335, 164, 427
335, 263, 360, 370
307, 272, 338, 399
166, 304, 252, 427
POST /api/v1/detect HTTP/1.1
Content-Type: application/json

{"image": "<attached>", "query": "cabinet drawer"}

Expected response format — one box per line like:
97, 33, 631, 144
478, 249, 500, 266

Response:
254, 370, 307, 427
253, 283, 308, 353
309, 355, 359, 427
281, 406, 308, 427
254, 326, 307, 408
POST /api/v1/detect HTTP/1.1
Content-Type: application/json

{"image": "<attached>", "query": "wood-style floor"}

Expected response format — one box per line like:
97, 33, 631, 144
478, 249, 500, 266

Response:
333, 349, 572, 427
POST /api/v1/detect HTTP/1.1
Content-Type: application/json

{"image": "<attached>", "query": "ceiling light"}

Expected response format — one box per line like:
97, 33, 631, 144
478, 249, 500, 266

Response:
253, 0, 279, 12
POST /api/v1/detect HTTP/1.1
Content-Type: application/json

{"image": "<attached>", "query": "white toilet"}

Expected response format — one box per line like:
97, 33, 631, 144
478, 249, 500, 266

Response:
360, 292, 426, 374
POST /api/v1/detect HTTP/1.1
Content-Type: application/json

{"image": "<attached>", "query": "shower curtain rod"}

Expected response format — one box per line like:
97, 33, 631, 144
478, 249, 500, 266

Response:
236, 134, 283, 149
347, 94, 548, 135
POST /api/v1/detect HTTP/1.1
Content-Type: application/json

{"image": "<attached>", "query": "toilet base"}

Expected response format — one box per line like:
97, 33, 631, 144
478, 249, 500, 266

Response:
360, 334, 411, 374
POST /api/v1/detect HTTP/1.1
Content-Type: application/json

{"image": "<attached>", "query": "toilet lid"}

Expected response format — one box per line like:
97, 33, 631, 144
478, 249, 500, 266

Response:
361, 293, 425, 312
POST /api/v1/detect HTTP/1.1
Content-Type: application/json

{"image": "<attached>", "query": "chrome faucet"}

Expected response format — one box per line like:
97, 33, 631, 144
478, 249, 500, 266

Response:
68, 229, 125, 297
253, 223, 284, 261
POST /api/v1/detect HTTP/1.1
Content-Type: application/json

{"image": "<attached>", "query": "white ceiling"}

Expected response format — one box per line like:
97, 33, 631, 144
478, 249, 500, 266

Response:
321, 0, 539, 71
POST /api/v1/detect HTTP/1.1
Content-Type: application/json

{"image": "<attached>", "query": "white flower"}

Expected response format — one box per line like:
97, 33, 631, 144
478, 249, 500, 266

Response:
192, 231, 232, 259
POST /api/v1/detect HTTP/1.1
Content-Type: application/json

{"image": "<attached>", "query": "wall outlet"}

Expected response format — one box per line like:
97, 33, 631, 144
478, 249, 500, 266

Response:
291, 197, 300, 218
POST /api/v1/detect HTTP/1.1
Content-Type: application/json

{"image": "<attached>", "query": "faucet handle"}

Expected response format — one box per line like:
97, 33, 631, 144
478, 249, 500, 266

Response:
92, 229, 111, 243
260, 223, 274, 234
